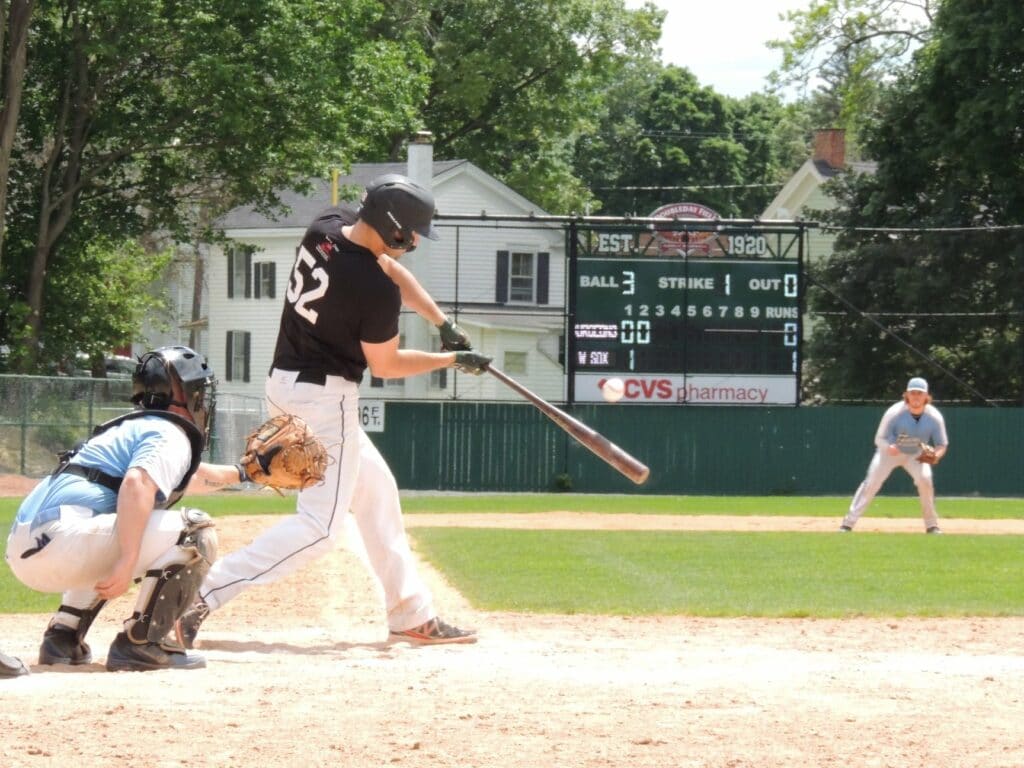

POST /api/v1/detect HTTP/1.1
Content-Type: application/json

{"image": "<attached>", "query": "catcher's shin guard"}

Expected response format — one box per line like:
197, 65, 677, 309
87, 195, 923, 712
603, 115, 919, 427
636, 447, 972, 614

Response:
125, 508, 218, 645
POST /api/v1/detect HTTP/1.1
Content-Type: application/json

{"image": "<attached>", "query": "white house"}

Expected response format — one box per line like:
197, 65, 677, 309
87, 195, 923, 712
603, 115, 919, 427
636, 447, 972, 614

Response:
204, 135, 567, 403
761, 128, 876, 262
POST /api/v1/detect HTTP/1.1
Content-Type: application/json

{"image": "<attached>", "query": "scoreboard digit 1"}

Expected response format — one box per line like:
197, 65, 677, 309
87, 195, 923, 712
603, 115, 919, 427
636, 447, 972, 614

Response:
571, 226, 803, 406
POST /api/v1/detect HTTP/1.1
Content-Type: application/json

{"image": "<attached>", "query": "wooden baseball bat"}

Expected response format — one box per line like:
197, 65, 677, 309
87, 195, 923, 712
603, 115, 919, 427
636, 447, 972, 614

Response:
486, 365, 650, 485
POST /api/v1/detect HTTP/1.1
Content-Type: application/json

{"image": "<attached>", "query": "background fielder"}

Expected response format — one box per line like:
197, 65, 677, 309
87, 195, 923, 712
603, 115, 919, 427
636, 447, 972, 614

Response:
841, 377, 949, 534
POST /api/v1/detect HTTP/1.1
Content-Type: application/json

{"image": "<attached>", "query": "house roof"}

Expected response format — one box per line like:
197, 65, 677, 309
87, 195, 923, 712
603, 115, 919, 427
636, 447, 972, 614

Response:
763, 158, 879, 220
217, 160, 470, 229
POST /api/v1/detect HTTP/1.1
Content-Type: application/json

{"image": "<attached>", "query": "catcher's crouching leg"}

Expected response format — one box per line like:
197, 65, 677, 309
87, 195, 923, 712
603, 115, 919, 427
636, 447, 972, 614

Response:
106, 509, 218, 672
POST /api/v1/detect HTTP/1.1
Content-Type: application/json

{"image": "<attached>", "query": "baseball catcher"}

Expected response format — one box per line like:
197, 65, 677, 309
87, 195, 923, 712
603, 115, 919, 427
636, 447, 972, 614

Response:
238, 414, 328, 490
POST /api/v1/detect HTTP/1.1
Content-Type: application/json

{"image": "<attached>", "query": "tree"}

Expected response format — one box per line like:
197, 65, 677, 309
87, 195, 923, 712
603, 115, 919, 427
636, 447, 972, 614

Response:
769, 0, 937, 153
4, 0, 423, 372
0, 0, 34, 274
804, 0, 1024, 404
573, 64, 806, 217
373, 0, 665, 214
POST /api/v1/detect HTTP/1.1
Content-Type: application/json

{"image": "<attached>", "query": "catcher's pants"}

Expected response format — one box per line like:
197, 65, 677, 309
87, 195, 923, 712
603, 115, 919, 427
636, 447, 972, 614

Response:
198, 369, 434, 632
6, 504, 197, 630
843, 450, 938, 530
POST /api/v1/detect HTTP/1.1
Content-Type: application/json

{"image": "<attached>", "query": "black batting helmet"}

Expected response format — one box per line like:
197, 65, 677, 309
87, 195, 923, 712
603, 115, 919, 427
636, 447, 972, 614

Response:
132, 346, 217, 447
357, 174, 440, 251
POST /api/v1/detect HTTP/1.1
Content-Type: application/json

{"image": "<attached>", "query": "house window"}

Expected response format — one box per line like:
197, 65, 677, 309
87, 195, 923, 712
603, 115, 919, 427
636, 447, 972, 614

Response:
254, 261, 276, 299
496, 250, 549, 305
225, 330, 251, 382
509, 252, 535, 302
503, 351, 528, 375
227, 245, 253, 299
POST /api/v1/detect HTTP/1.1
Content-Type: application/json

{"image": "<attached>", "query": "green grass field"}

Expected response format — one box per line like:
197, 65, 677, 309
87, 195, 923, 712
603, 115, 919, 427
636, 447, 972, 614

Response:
3, 493, 1023, 617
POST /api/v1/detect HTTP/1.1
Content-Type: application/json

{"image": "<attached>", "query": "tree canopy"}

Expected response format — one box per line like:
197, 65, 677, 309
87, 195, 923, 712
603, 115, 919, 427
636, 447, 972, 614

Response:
2, 0, 423, 372
804, 0, 1023, 404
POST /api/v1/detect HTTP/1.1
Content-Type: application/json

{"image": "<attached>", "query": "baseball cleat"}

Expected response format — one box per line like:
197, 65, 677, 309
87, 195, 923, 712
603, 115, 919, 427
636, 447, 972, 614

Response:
174, 599, 210, 649
0, 652, 29, 677
38, 625, 92, 666
105, 632, 206, 672
390, 617, 477, 645
838, 525, 852, 532
926, 526, 943, 535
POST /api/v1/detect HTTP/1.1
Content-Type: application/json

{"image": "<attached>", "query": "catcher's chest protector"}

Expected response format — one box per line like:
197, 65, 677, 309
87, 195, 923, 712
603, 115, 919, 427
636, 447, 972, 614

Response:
52, 411, 204, 508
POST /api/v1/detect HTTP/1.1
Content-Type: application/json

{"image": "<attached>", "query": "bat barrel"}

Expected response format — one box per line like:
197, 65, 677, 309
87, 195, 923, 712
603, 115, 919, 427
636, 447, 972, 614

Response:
486, 365, 650, 485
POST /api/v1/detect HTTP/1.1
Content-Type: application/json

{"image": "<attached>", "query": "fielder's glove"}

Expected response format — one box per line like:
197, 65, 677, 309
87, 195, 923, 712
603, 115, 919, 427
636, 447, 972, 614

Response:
453, 351, 491, 375
437, 317, 472, 351
239, 414, 328, 490
916, 444, 940, 465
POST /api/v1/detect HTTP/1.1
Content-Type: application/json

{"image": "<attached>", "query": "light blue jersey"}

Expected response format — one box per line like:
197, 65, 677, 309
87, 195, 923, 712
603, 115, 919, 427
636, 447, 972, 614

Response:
876, 401, 948, 455
14, 415, 192, 530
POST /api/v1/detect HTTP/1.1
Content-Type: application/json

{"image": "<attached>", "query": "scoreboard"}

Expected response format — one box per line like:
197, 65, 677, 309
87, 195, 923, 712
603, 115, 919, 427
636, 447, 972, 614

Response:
570, 225, 803, 405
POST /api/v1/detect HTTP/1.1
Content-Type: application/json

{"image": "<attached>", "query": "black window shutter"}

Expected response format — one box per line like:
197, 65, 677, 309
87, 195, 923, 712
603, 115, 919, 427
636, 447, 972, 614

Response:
253, 264, 262, 299
495, 250, 509, 304
243, 251, 252, 299
437, 368, 447, 389
225, 333, 234, 380
243, 332, 251, 382
268, 263, 276, 299
227, 250, 235, 298
536, 252, 549, 305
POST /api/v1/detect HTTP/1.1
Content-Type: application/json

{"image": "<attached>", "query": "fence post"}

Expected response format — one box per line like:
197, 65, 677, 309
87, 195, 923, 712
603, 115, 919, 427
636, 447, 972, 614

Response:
19, 377, 28, 475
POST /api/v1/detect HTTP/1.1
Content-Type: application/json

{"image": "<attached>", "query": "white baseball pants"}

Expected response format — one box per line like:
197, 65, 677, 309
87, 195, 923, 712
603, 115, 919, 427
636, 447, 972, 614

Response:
844, 450, 938, 530
199, 369, 434, 632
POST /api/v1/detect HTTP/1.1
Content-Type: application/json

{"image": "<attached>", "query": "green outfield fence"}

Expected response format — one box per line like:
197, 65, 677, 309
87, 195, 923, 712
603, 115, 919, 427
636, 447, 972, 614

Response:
3, 375, 1021, 496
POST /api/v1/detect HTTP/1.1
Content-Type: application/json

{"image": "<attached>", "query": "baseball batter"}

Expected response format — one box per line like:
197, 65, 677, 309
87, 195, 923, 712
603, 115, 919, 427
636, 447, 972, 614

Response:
840, 377, 949, 534
3, 346, 237, 671
178, 173, 491, 647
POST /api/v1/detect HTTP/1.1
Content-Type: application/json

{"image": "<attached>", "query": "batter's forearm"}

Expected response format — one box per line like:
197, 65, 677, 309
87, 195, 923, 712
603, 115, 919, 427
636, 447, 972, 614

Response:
369, 350, 455, 380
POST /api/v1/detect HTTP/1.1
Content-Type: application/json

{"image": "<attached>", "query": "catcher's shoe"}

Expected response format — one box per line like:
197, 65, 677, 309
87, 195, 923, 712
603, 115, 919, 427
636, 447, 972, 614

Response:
174, 599, 210, 649
0, 652, 29, 678
39, 624, 92, 666
105, 632, 205, 672
390, 617, 477, 645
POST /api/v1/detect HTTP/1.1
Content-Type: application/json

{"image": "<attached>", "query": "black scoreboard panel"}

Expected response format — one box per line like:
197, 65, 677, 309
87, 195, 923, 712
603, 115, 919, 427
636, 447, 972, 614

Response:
570, 226, 803, 404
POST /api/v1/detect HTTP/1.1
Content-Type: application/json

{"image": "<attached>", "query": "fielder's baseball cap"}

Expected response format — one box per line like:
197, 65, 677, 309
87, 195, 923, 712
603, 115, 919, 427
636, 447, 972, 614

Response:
906, 377, 929, 393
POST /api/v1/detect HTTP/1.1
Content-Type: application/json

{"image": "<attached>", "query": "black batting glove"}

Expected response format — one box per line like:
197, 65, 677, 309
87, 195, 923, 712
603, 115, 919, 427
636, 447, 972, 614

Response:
453, 351, 491, 375
437, 317, 472, 351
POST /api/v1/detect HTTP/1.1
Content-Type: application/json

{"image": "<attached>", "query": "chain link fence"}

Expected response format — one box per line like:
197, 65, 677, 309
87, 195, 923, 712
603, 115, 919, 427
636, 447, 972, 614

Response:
0, 375, 267, 476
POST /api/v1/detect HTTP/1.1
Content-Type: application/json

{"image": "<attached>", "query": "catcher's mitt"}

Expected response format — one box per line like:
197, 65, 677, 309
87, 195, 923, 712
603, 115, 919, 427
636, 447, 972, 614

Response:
916, 444, 940, 465
240, 414, 327, 490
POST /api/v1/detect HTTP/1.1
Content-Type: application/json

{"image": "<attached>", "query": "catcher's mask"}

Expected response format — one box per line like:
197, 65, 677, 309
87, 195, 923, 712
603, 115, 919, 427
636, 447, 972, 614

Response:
131, 346, 217, 447
357, 173, 440, 252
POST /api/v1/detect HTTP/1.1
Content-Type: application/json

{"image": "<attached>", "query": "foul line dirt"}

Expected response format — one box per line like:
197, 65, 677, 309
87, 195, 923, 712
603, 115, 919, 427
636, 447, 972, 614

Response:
403, 512, 1024, 535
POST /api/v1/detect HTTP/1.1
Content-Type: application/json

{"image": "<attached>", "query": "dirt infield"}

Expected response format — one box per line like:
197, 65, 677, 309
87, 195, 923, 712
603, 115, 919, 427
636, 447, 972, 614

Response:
3, 477, 1024, 767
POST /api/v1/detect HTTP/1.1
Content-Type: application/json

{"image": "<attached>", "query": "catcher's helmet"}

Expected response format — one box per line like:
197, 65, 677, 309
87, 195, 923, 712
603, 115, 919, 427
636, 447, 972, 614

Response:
132, 346, 217, 446
357, 174, 440, 251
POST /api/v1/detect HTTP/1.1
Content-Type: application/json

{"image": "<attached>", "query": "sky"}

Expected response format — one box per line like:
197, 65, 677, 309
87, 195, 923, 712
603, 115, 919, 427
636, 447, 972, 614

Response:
628, 0, 812, 99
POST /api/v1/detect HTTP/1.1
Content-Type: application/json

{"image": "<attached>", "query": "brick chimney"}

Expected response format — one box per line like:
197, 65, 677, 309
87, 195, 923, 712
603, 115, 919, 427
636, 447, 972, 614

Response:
812, 128, 846, 170
407, 130, 434, 189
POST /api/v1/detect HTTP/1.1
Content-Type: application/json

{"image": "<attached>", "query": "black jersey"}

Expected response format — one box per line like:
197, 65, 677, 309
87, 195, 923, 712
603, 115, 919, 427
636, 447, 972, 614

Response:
272, 206, 401, 383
